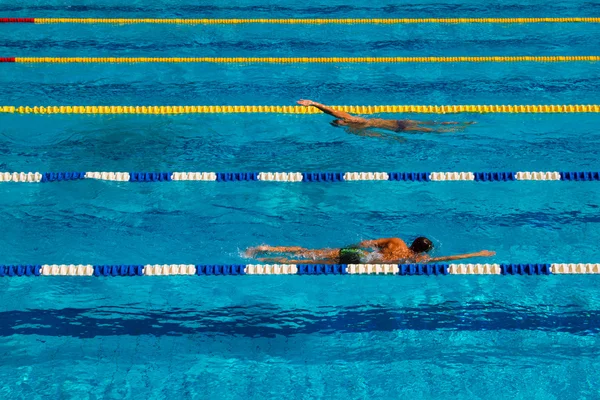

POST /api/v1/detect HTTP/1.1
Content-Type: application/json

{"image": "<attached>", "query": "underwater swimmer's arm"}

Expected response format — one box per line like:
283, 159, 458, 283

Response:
297, 99, 362, 121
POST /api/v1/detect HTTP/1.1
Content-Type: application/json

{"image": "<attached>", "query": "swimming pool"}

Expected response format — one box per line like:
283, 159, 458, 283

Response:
2, 0, 600, 398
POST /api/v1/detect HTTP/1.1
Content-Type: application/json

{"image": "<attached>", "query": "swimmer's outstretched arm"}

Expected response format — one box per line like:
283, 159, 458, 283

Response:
297, 99, 362, 121
426, 250, 495, 262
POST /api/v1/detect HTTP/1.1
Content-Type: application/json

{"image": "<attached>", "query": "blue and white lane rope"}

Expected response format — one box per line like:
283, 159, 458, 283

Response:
1, 263, 600, 276
1, 171, 600, 183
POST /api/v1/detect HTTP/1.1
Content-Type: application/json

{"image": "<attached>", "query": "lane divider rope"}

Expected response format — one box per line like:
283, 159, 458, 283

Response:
2, 104, 600, 115
2, 18, 600, 24
2, 56, 599, 64
1, 264, 598, 276
0, 171, 598, 182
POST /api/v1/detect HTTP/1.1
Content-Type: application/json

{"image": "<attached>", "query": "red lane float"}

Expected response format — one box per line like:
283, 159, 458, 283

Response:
0, 58, 15, 62
0, 18, 35, 23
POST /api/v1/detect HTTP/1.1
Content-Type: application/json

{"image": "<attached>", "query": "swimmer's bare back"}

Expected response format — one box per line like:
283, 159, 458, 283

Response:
297, 99, 475, 133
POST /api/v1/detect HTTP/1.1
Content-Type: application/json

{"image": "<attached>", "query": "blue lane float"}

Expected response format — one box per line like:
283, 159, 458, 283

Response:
2, 263, 599, 277
398, 264, 449, 275
500, 263, 552, 275
129, 172, 171, 182
0, 265, 41, 276
297, 264, 348, 275
40, 172, 86, 182
473, 172, 516, 182
215, 173, 258, 182
388, 172, 430, 181
196, 265, 246, 275
93, 265, 145, 276
560, 172, 600, 181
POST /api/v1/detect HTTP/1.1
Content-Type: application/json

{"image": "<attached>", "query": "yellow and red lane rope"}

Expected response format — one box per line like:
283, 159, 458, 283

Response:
1, 104, 600, 115
1, 56, 599, 64
2, 17, 600, 24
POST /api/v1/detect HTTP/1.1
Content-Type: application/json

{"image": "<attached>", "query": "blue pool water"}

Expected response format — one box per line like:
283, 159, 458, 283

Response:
2, 0, 600, 398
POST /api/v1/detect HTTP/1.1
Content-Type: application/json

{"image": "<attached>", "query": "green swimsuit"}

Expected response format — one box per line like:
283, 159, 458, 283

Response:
338, 248, 367, 264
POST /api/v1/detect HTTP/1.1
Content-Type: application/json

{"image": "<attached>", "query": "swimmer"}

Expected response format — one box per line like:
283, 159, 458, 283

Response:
245, 237, 495, 264
297, 99, 475, 134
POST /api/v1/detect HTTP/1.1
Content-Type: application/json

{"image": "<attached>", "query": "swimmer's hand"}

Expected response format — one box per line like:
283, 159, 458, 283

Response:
244, 245, 271, 258
477, 250, 495, 257
297, 99, 316, 106
414, 254, 431, 263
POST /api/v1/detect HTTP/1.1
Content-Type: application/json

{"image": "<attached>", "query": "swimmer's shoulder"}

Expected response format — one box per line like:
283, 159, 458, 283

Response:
380, 237, 408, 248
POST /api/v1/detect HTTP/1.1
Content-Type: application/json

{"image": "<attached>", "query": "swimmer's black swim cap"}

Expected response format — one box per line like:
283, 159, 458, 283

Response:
409, 237, 434, 253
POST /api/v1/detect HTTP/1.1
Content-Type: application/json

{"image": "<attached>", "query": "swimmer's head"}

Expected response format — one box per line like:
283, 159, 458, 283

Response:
409, 237, 434, 254
330, 119, 348, 127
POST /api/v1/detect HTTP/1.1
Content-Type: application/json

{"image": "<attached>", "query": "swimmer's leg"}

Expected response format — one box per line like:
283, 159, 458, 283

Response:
348, 128, 385, 138
403, 126, 464, 133
403, 126, 434, 133
245, 245, 307, 258
403, 119, 437, 125
403, 119, 475, 126
271, 248, 337, 259
349, 128, 407, 143
256, 257, 336, 264
300, 249, 339, 259
256, 246, 309, 254
256, 257, 298, 264
248, 246, 338, 259
441, 121, 476, 125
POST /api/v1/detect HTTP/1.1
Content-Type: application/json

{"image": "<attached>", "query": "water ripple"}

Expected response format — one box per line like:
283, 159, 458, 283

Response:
3, 302, 600, 338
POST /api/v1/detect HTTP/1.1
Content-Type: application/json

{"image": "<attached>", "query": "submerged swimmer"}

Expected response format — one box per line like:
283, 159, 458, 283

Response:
297, 99, 474, 134
246, 237, 495, 264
